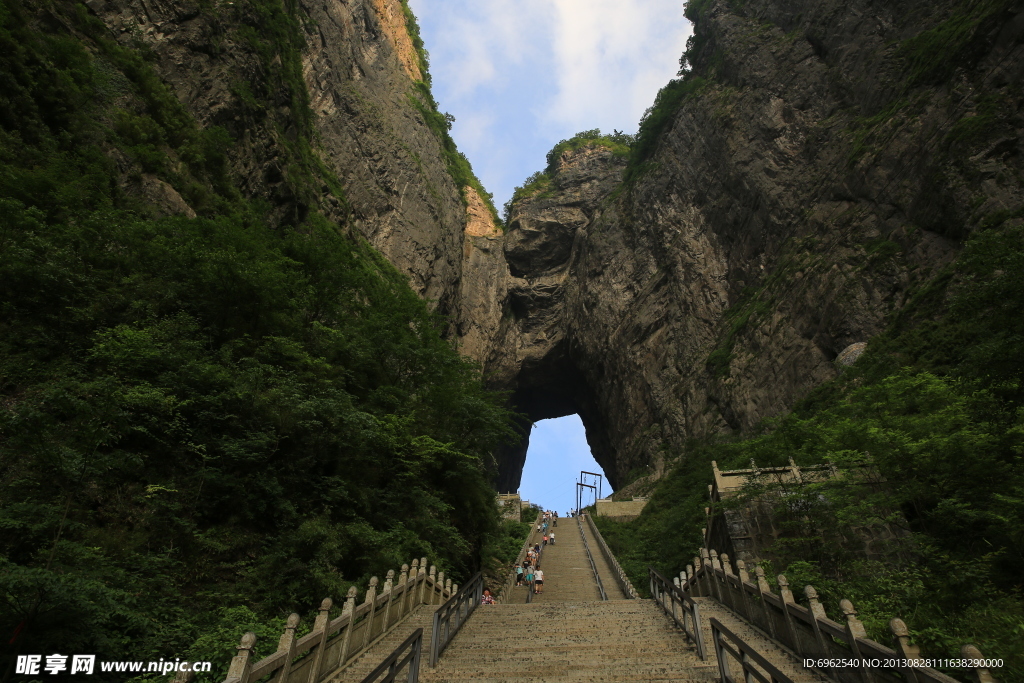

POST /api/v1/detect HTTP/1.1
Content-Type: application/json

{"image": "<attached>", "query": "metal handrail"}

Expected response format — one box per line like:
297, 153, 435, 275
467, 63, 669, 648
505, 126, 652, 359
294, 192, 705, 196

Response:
577, 514, 607, 601
429, 572, 483, 667
710, 617, 794, 683
649, 567, 705, 660
360, 628, 423, 683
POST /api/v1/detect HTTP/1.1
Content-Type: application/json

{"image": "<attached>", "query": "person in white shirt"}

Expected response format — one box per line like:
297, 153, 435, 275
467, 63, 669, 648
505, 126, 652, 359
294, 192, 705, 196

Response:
534, 568, 544, 594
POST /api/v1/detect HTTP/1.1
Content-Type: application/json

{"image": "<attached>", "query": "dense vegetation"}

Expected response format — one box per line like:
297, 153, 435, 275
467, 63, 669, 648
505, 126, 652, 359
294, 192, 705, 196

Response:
597, 215, 1024, 677
0, 0, 514, 679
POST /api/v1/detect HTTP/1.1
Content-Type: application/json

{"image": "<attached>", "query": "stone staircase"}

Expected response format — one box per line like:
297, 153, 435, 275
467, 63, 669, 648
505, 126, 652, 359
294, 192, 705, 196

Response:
506, 516, 624, 603
693, 598, 828, 683
420, 600, 719, 682
339, 518, 827, 683
329, 604, 436, 682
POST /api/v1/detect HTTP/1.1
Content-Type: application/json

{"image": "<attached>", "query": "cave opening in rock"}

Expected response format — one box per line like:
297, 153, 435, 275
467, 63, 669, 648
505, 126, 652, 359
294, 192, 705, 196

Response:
515, 414, 614, 515
492, 339, 621, 496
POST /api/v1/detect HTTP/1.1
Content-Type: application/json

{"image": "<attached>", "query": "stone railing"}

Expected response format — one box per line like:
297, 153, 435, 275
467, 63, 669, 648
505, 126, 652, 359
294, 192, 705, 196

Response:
496, 510, 542, 603
584, 513, 639, 599
679, 548, 999, 683
220, 557, 454, 683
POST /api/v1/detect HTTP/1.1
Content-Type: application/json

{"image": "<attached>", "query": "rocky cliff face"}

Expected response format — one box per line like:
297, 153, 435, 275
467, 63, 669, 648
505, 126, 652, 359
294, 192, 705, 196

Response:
87, 0, 474, 313
75, 0, 1024, 494
471, 0, 1024, 492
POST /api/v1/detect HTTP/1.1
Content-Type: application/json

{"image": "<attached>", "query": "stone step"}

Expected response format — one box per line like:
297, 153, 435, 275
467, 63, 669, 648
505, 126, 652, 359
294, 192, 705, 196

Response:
691, 598, 830, 683
415, 598, 711, 682
427, 678, 711, 682
336, 524, 828, 683
331, 605, 436, 683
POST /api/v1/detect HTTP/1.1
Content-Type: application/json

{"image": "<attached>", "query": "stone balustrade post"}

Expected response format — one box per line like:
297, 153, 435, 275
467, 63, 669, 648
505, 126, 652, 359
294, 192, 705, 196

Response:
338, 587, 358, 666
777, 575, 798, 652
436, 571, 445, 603
418, 557, 428, 605
804, 586, 829, 656
361, 578, 379, 650
381, 570, 396, 632
735, 560, 752, 621
736, 560, 750, 585
397, 564, 409, 617
841, 599, 873, 683
805, 585, 826, 620
405, 560, 419, 615
754, 565, 771, 593
720, 553, 735, 607
224, 632, 256, 683
962, 645, 996, 683
708, 550, 724, 601
273, 614, 300, 683
890, 618, 919, 683
699, 551, 710, 596
777, 575, 794, 604
710, 549, 722, 571
305, 598, 332, 683
445, 578, 452, 598
428, 566, 437, 604
754, 566, 776, 639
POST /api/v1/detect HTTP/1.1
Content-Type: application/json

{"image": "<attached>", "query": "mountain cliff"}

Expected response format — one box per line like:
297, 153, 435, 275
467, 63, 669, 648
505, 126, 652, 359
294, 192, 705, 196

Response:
475, 0, 1024, 494
3, 0, 1024, 672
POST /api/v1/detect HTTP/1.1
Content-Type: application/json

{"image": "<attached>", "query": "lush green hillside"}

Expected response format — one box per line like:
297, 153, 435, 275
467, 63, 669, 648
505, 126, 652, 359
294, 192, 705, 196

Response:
596, 215, 1024, 677
0, 0, 514, 677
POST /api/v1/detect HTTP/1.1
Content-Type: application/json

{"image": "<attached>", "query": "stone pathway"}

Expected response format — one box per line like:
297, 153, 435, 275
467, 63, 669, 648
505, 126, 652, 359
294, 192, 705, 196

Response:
694, 598, 829, 683
507, 516, 623, 603
421, 600, 718, 683
335, 519, 830, 683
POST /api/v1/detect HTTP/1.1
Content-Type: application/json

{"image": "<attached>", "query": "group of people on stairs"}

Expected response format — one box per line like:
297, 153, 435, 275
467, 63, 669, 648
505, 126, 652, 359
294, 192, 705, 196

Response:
516, 541, 546, 593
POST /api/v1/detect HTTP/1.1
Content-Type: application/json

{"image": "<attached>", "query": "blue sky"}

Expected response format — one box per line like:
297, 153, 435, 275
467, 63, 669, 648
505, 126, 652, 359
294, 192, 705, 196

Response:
404, 1, 692, 511
406, 0, 694, 210
519, 416, 612, 515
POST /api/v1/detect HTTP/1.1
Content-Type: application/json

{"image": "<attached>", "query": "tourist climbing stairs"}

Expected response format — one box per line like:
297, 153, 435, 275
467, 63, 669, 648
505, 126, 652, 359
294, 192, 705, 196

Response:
506, 514, 623, 603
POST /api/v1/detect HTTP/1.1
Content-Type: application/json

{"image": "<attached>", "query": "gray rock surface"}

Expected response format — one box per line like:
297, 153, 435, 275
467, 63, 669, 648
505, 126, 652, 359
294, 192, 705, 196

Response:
90, 0, 470, 313
471, 0, 1024, 491
83, 0, 1024, 492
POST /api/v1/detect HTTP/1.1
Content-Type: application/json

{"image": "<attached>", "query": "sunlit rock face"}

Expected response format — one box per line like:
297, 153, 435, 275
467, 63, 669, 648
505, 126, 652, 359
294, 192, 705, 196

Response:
463, 0, 1024, 492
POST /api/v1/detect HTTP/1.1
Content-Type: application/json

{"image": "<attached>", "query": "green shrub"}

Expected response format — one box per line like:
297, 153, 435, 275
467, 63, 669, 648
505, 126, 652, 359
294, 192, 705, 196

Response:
543, 128, 632, 174
898, 0, 1015, 86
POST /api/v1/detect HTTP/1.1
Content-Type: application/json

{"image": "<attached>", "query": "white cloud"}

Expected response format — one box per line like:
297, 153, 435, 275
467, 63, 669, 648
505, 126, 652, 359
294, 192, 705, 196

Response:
547, 0, 692, 131
407, 0, 692, 207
